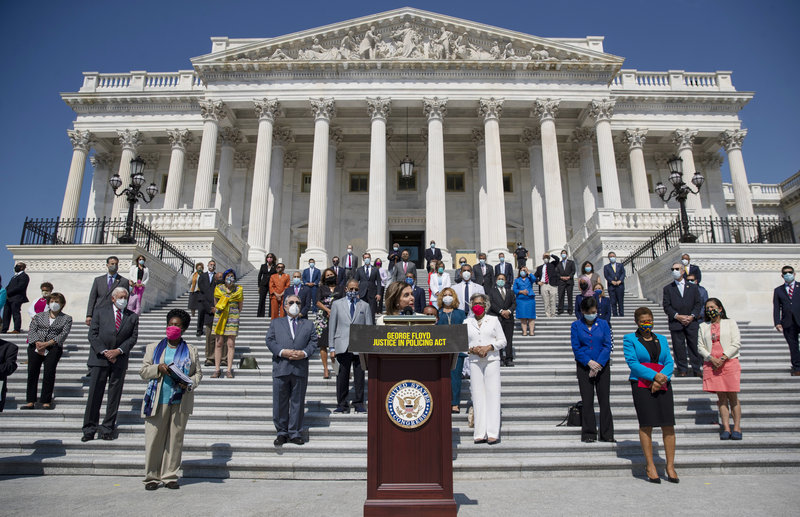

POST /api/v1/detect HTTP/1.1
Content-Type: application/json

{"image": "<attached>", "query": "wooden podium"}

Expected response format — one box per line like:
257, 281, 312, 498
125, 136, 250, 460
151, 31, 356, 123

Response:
350, 316, 468, 517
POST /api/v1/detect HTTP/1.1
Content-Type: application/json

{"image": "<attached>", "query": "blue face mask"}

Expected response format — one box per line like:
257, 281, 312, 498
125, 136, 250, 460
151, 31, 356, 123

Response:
520, 271, 527, 277
609, 257, 616, 264
346, 291, 359, 300
364, 259, 371, 266
561, 254, 567, 260
496, 279, 505, 288
594, 289, 602, 296
499, 257, 505, 263
292, 278, 302, 286
584, 313, 598, 322
584, 266, 592, 273
438, 267, 444, 274
430, 244, 436, 249
784, 273, 795, 283
479, 259, 485, 265
405, 278, 414, 286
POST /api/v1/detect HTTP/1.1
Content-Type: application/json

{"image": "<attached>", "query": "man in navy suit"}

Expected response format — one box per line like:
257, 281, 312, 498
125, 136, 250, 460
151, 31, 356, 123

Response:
330, 256, 347, 287
404, 272, 428, 313
473, 252, 495, 292
424, 240, 443, 271
301, 259, 321, 307
494, 252, 514, 282
266, 294, 318, 445
662, 262, 703, 376
681, 253, 702, 284
354, 253, 381, 321
774, 265, 800, 376
288, 272, 313, 318
603, 252, 626, 317
2, 263, 29, 334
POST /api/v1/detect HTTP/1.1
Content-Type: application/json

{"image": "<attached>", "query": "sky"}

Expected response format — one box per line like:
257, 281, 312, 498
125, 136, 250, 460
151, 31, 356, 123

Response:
0, 0, 798, 278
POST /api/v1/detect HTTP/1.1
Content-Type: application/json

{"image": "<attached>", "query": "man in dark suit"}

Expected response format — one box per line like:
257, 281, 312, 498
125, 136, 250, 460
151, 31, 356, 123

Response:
774, 265, 800, 376
302, 259, 321, 307
424, 240, 443, 271
288, 272, 313, 318
330, 256, 347, 287
0, 338, 18, 412
354, 253, 381, 321
2, 263, 29, 334
392, 250, 417, 283
681, 253, 702, 284
266, 294, 318, 445
257, 254, 277, 318
555, 250, 576, 315
85, 256, 127, 328
535, 253, 559, 318
197, 260, 222, 365
603, 252, 626, 317
404, 272, 428, 313
494, 252, 514, 282
473, 253, 494, 292
387, 243, 402, 273
329, 279, 373, 413
488, 275, 516, 366
662, 262, 703, 377
82, 287, 139, 441
342, 246, 359, 280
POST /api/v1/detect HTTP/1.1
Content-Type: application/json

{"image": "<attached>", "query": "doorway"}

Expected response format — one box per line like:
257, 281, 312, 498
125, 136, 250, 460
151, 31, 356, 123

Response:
389, 231, 425, 269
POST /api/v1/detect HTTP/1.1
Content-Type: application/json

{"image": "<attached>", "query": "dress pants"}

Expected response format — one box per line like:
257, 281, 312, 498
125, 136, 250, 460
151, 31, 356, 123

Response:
196, 305, 212, 335
670, 321, 702, 373
782, 323, 800, 372
2, 301, 23, 333
270, 295, 285, 319
557, 283, 573, 314
575, 361, 614, 441
608, 285, 625, 317
335, 352, 365, 409
144, 402, 190, 483
469, 358, 501, 440
361, 295, 378, 324
273, 373, 308, 439
83, 361, 127, 436
450, 353, 467, 407
498, 317, 514, 362
257, 286, 269, 318
26, 345, 62, 404
541, 284, 557, 317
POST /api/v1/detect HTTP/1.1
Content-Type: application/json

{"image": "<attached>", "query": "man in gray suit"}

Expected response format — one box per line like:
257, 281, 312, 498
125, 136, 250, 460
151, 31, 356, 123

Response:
82, 287, 138, 441
329, 279, 373, 414
85, 256, 128, 327
265, 294, 318, 446
392, 249, 417, 283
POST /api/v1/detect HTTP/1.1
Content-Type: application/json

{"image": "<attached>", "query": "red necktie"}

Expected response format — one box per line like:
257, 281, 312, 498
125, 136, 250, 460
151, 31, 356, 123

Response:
544, 266, 549, 283
790, 283, 795, 300
115, 309, 122, 331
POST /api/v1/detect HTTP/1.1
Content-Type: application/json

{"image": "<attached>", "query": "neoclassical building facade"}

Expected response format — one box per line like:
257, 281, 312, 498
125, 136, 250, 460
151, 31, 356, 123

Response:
58, 8, 767, 270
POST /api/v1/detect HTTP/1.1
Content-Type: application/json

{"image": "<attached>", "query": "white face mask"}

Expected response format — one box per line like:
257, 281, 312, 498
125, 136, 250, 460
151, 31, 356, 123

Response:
138, 259, 145, 266
442, 295, 454, 307
115, 298, 128, 310
681, 259, 689, 266
461, 271, 471, 282
49, 302, 62, 313
672, 270, 683, 280
288, 303, 300, 317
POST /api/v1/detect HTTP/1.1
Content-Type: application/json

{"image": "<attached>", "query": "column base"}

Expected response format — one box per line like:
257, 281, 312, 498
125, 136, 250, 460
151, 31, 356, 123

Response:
485, 249, 508, 266
299, 248, 329, 269
365, 247, 388, 267
247, 247, 267, 269
437, 249, 453, 269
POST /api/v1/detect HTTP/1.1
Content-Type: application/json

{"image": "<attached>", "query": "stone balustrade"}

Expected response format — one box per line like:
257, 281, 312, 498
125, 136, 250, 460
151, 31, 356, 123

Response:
722, 182, 783, 203
779, 170, 800, 194
611, 69, 735, 92
137, 208, 245, 250
80, 71, 204, 93
567, 208, 678, 252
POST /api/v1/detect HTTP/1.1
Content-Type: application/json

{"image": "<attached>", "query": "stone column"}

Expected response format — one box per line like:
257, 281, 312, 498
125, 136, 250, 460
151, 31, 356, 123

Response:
561, 151, 583, 232
653, 152, 671, 209
698, 152, 728, 218
366, 97, 391, 261
193, 100, 226, 209
265, 129, 293, 255
111, 129, 143, 218
247, 98, 280, 262
87, 153, 113, 219
719, 129, 754, 218
672, 129, 702, 211
589, 99, 622, 209
60, 130, 94, 221
423, 97, 452, 268
300, 97, 335, 266
472, 128, 488, 252
163, 129, 193, 210
532, 99, 567, 250
327, 129, 342, 257
479, 98, 508, 263
622, 128, 651, 209
570, 128, 598, 222
521, 127, 546, 261
214, 128, 241, 224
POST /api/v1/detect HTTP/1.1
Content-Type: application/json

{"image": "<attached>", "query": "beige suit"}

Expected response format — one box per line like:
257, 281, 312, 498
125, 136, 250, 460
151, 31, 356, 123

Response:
697, 319, 741, 362
139, 341, 202, 483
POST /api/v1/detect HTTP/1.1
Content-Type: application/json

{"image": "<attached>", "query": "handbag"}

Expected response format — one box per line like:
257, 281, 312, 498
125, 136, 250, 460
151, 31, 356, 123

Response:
238, 356, 259, 370
557, 401, 582, 427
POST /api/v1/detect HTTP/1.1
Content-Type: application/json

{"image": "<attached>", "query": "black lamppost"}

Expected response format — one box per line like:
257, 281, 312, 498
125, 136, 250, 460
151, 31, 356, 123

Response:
655, 155, 705, 243
109, 157, 158, 244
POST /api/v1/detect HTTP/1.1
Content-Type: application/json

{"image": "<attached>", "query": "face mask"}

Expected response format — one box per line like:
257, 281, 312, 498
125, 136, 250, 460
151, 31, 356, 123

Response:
462, 271, 471, 282
705, 308, 720, 320
584, 313, 598, 322
108, 264, 118, 273
496, 280, 505, 288
638, 321, 653, 332
292, 277, 302, 286
479, 259, 485, 265
393, 246, 399, 251
405, 278, 414, 286
325, 277, 336, 285
671, 270, 683, 280
430, 243, 436, 248
208, 265, 215, 271
166, 325, 182, 341
459, 261, 466, 267
594, 289, 602, 296
332, 260, 339, 266
42, 291, 51, 298
472, 305, 485, 318
438, 267, 444, 274
542, 257, 549, 263
584, 266, 592, 273
49, 302, 61, 313
687, 280, 696, 284
364, 258, 371, 266
309, 263, 315, 269
520, 271, 528, 277
561, 254, 567, 260
347, 248, 353, 253
681, 259, 690, 267
517, 245, 522, 249
138, 260, 145, 266
197, 268, 203, 273
442, 295, 454, 306
115, 298, 128, 310
226, 277, 235, 285
346, 291, 359, 300
499, 257, 505, 263
784, 273, 795, 283
288, 303, 300, 317
609, 257, 616, 264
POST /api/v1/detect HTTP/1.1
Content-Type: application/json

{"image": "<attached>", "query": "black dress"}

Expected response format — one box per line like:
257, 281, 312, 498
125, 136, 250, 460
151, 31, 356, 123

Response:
630, 332, 676, 428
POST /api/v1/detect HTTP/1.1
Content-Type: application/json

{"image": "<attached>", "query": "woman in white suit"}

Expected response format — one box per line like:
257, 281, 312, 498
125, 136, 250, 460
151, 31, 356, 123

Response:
465, 292, 506, 444
428, 260, 452, 308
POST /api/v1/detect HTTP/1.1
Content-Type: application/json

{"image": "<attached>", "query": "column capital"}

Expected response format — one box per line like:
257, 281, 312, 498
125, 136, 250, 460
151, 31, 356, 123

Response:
199, 99, 227, 122
698, 151, 724, 168
471, 128, 485, 146
560, 150, 580, 168
253, 98, 281, 122
167, 128, 193, 150
519, 126, 541, 146
622, 128, 648, 150
219, 127, 243, 148
116, 129, 143, 152
531, 99, 560, 121
423, 97, 447, 121
719, 128, 747, 151
67, 129, 94, 152
672, 128, 698, 151
234, 151, 252, 169
588, 99, 615, 123
571, 127, 594, 146
310, 97, 336, 121
284, 150, 298, 168
515, 149, 530, 168
272, 126, 295, 146
366, 97, 391, 121
90, 152, 114, 170
478, 97, 504, 121
329, 126, 344, 145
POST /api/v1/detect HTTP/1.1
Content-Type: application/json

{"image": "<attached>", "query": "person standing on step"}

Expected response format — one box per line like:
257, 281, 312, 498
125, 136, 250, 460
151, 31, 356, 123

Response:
342, 245, 359, 280
454, 257, 469, 283
266, 294, 318, 446
212, 270, 243, 379
315, 268, 342, 380
453, 264, 484, 316
514, 243, 529, 271
354, 253, 381, 322
662, 262, 703, 377
140, 309, 202, 491
0, 337, 18, 412
437, 287, 468, 414
2, 262, 29, 334
392, 249, 417, 284
197, 261, 221, 366
302, 258, 321, 309
556, 250, 576, 316
127, 255, 150, 315
330, 256, 347, 288
86, 257, 127, 328
329, 278, 372, 413
536, 253, 559, 318
429, 260, 451, 309
687, 273, 708, 322
405, 271, 427, 313
698, 298, 743, 440
27, 282, 53, 319
473, 253, 495, 293
269, 263, 290, 320
603, 252, 626, 317
387, 242, 402, 273
257, 253, 278, 318
773, 265, 800, 376
288, 271, 313, 318
188, 263, 204, 319
488, 273, 516, 367
494, 252, 514, 283
513, 266, 536, 338
424, 240, 442, 271
681, 253, 702, 285
376, 258, 390, 313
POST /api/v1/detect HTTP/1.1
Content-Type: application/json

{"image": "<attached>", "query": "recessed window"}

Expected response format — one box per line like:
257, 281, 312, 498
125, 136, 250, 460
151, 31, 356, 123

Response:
503, 173, 513, 193
398, 171, 416, 191
647, 173, 654, 193
350, 173, 369, 192
445, 172, 465, 192
301, 173, 312, 193
160, 174, 168, 194
595, 173, 602, 194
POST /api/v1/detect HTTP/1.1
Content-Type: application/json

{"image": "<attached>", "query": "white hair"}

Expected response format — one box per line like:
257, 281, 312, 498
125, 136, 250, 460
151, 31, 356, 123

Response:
470, 292, 490, 311
111, 287, 129, 299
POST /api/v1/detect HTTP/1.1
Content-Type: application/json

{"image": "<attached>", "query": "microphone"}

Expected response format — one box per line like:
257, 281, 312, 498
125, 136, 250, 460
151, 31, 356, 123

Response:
401, 306, 414, 316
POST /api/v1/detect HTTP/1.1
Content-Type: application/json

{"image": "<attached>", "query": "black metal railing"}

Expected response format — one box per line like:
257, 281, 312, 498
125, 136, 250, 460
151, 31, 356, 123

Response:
20, 217, 195, 275
623, 216, 796, 274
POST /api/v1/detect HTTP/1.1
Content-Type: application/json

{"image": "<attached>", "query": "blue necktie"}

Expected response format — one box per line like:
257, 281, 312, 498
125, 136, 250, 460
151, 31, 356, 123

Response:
350, 299, 356, 319
464, 283, 470, 314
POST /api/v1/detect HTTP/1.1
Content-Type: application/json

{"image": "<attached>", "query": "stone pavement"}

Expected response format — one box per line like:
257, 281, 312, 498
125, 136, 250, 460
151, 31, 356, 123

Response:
1, 474, 797, 516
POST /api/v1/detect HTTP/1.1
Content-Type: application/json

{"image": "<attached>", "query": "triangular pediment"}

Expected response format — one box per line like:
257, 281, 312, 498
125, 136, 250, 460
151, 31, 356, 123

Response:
191, 7, 623, 70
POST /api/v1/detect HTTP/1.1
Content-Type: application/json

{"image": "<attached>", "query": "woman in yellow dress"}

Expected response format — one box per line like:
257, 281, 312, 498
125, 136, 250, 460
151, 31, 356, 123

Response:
212, 269, 243, 378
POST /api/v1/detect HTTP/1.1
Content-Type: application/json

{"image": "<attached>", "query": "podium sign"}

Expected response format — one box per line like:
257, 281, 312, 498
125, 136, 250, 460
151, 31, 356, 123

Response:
351, 321, 467, 517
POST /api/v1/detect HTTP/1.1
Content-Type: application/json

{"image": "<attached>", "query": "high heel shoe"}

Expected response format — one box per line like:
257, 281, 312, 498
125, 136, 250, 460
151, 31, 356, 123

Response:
647, 476, 661, 484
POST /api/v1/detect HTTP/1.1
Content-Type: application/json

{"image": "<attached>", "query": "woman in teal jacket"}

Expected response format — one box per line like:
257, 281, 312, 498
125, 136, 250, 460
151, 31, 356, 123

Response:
623, 306, 678, 484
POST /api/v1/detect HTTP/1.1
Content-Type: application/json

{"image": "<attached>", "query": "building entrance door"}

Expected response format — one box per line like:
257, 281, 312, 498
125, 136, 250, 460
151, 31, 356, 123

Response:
388, 231, 425, 270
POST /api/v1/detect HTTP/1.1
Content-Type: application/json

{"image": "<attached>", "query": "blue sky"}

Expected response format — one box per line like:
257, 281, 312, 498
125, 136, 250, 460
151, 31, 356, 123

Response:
1, 0, 798, 278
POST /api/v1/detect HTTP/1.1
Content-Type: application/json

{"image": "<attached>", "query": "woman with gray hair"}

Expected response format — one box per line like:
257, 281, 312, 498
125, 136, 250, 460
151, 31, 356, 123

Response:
465, 292, 506, 444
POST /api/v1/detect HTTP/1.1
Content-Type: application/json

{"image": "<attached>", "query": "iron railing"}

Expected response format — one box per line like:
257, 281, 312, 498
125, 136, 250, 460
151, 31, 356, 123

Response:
20, 217, 195, 275
623, 216, 796, 274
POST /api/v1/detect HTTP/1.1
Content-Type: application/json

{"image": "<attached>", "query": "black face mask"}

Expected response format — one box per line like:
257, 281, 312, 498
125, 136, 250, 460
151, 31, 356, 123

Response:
324, 277, 336, 285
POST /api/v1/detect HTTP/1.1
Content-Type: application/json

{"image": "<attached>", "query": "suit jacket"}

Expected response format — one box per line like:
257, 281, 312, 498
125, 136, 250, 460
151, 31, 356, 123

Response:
465, 315, 506, 362
265, 317, 318, 377
773, 281, 800, 328
0, 338, 18, 412
331, 265, 347, 287
535, 256, 560, 290
424, 247, 443, 268
196, 271, 220, 310
412, 286, 427, 313
258, 263, 277, 288
662, 281, 703, 331
392, 261, 417, 283
688, 264, 702, 284
494, 262, 514, 281
342, 253, 359, 271
27, 311, 73, 350
302, 267, 321, 289
387, 250, 402, 272
453, 281, 485, 313
555, 259, 576, 286
571, 318, 612, 367
698, 319, 741, 362
328, 297, 373, 354
354, 265, 380, 299
487, 286, 516, 320
473, 263, 495, 292
5, 272, 29, 303
139, 341, 202, 417
622, 332, 674, 382
86, 273, 128, 318
287, 284, 313, 317
603, 262, 626, 287
575, 294, 611, 324
269, 273, 291, 298
87, 305, 139, 368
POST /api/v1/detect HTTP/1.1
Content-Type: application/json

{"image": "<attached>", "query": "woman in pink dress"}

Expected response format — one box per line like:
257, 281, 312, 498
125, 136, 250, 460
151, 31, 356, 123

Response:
697, 298, 742, 440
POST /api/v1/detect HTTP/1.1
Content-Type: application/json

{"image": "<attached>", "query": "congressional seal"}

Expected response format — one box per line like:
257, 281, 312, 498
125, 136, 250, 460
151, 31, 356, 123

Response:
385, 380, 433, 429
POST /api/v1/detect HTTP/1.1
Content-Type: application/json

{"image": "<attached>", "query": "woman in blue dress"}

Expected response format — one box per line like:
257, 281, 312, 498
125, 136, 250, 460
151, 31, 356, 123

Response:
513, 266, 537, 336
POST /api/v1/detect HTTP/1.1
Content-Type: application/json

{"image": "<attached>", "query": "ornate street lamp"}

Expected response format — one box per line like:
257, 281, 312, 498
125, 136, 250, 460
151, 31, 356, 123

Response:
109, 157, 158, 244
655, 155, 704, 243
399, 107, 414, 178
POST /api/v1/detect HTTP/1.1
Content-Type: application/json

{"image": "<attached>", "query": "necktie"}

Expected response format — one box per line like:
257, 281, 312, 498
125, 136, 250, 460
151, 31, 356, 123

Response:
107, 275, 113, 291
544, 265, 548, 283
500, 288, 505, 298
350, 299, 356, 319
366, 266, 370, 278
294, 286, 299, 295
115, 308, 122, 331
292, 318, 297, 336
464, 283, 470, 314
404, 262, 408, 273
678, 282, 684, 297
347, 255, 352, 268
789, 283, 795, 300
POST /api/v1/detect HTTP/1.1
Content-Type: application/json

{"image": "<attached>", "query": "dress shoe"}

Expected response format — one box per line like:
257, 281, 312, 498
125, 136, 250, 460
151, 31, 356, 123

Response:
676, 371, 688, 377
81, 434, 95, 442
646, 476, 661, 484
791, 371, 800, 376
581, 437, 596, 443
274, 435, 288, 446
164, 481, 180, 489
666, 476, 680, 484
333, 407, 349, 414
354, 405, 367, 414
693, 371, 703, 378
600, 438, 617, 443
145, 482, 159, 491
9, 330, 20, 334
20, 403, 35, 410
100, 433, 114, 441
290, 437, 305, 445
487, 438, 500, 445
731, 431, 742, 440
474, 438, 487, 444
720, 430, 731, 440
505, 359, 515, 367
